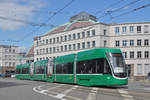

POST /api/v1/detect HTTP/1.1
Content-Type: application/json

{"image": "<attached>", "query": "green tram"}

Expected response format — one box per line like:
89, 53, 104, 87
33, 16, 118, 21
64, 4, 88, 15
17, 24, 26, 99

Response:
16, 48, 128, 86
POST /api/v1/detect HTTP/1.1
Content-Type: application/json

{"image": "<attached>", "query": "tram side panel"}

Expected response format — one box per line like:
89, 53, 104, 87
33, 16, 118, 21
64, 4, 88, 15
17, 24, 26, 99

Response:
54, 54, 75, 84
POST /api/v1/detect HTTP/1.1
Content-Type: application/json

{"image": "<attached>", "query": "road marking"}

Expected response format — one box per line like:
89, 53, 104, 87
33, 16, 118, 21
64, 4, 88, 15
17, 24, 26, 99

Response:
118, 89, 133, 100
33, 84, 81, 100
86, 88, 98, 100
54, 85, 79, 99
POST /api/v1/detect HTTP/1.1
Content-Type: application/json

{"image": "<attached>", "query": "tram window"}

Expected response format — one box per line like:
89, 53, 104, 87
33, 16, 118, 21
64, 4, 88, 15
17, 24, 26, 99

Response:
35, 66, 45, 74
56, 62, 73, 74
77, 59, 97, 74
77, 58, 111, 74
16, 69, 21, 74
96, 59, 104, 73
103, 60, 111, 75
22, 68, 29, 74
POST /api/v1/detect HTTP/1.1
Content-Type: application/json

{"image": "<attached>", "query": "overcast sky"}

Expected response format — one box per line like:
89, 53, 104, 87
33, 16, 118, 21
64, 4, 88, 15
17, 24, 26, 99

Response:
0, 0, 149, 49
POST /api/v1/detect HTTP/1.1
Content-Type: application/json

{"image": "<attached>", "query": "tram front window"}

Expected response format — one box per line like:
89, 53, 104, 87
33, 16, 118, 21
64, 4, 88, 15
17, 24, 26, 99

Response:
107, 53, 127, 78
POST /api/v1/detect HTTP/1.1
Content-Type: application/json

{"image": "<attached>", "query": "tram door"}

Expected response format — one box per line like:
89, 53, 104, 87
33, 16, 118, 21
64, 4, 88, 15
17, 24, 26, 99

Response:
47, 58, 53, 79
30, 63, 34, 79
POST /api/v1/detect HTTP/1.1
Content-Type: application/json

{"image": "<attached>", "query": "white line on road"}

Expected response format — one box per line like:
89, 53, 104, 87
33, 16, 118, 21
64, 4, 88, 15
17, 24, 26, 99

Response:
54, 85, 79, 99
118, 89, 133, 100
86, 88, 98, 100
33, 84, 81, 100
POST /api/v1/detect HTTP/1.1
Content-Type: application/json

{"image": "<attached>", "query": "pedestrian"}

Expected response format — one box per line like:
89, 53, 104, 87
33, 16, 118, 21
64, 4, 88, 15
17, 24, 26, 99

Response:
148, 72, 150, 81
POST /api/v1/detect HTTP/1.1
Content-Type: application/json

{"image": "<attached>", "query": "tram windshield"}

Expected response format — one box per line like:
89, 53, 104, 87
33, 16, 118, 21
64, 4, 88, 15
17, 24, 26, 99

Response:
106, 53, 127, 77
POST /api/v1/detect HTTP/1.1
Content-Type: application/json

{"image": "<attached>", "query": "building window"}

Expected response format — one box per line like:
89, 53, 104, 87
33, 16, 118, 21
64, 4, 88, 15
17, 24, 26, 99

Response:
61, 46, 63, 52
122, 40, 127, 47
9, 62, 11, 66
87, 31, 90, 37
82, 32, 85, 38
82, 42, 85, 49
137, 39, 141, 46
57, 37, 59, 42
40, 49, 42, 54
69, 35, 71, 40
50, 48, 52, 53
123, 52, 127, 58
115, 40, 120, 47
53, 47, 56, 53
13, 49, 15, 53
77, 43, 80, 50
144, 25, 149, 33
53, 38, 55, 43
73, 44, 76, 50
92, 30, 95, 36
73, 34, 76, 39
115, 27, 120, 34
43, 48, 45, 54
137, 51, 142, 59
137, 64, 142, 75
36, 50, 39, 55
57, 46, 59, 52
104, 40, 107, 47
39, 40, 42, 45
122, 26, 127, 33
144, 64, 150, 74
77, 33, 80, 39
64, 35, 67, 41
43, 40, 45, 44
61, 36, 63, 42
92, 41, 95, 47
130, 40, 134, 46
65, 45, 67, 51
137, 26, 141, 33
87, 42, 90, 48
129, 26, 134, 32
69, 45, 71, 51
104, 29, 106, 35
36, 41, 39, 46
144, 51, 149, 58
130, 51, 134, 58
46, 48, 48, 53
46, 39, 48, 44
144, 39, 149, 46
49, 39, 52, 44
9, 49, 11, 53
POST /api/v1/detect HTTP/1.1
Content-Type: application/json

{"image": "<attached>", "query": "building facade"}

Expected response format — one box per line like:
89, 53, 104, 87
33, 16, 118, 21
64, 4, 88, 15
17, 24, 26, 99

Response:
109, 23, 150, 79
34, 12, 150, 79
0, 45, 26, 74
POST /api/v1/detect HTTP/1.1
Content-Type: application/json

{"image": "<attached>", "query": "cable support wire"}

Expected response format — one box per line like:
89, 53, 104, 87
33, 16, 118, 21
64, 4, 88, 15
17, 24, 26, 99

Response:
110, 3, 150, 19
94, 0, 126, 15
97, 0, 143, 19
18, 0, 75, 42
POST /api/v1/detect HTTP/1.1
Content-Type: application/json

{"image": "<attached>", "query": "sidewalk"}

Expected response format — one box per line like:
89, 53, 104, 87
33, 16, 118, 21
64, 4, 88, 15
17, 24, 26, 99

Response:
129, 79, 150, 86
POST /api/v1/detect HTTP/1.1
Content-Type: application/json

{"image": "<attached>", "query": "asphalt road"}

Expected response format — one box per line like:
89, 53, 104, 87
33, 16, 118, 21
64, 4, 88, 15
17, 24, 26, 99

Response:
0, 78, 150, 100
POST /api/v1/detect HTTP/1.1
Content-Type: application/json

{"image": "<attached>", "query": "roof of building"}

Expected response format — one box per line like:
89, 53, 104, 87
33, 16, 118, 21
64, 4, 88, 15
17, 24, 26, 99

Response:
46, 20, 97, 35
26, 46, 34, 57
110, 22, 150, 26
45, 12, 99, 35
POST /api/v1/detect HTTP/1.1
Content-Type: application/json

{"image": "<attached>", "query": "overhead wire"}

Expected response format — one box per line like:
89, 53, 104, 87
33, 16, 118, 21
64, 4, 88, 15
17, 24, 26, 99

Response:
18, 0, 75, 42
94, 0, 126, 15
110, 3, 150, 20
97, 0, 143, 19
